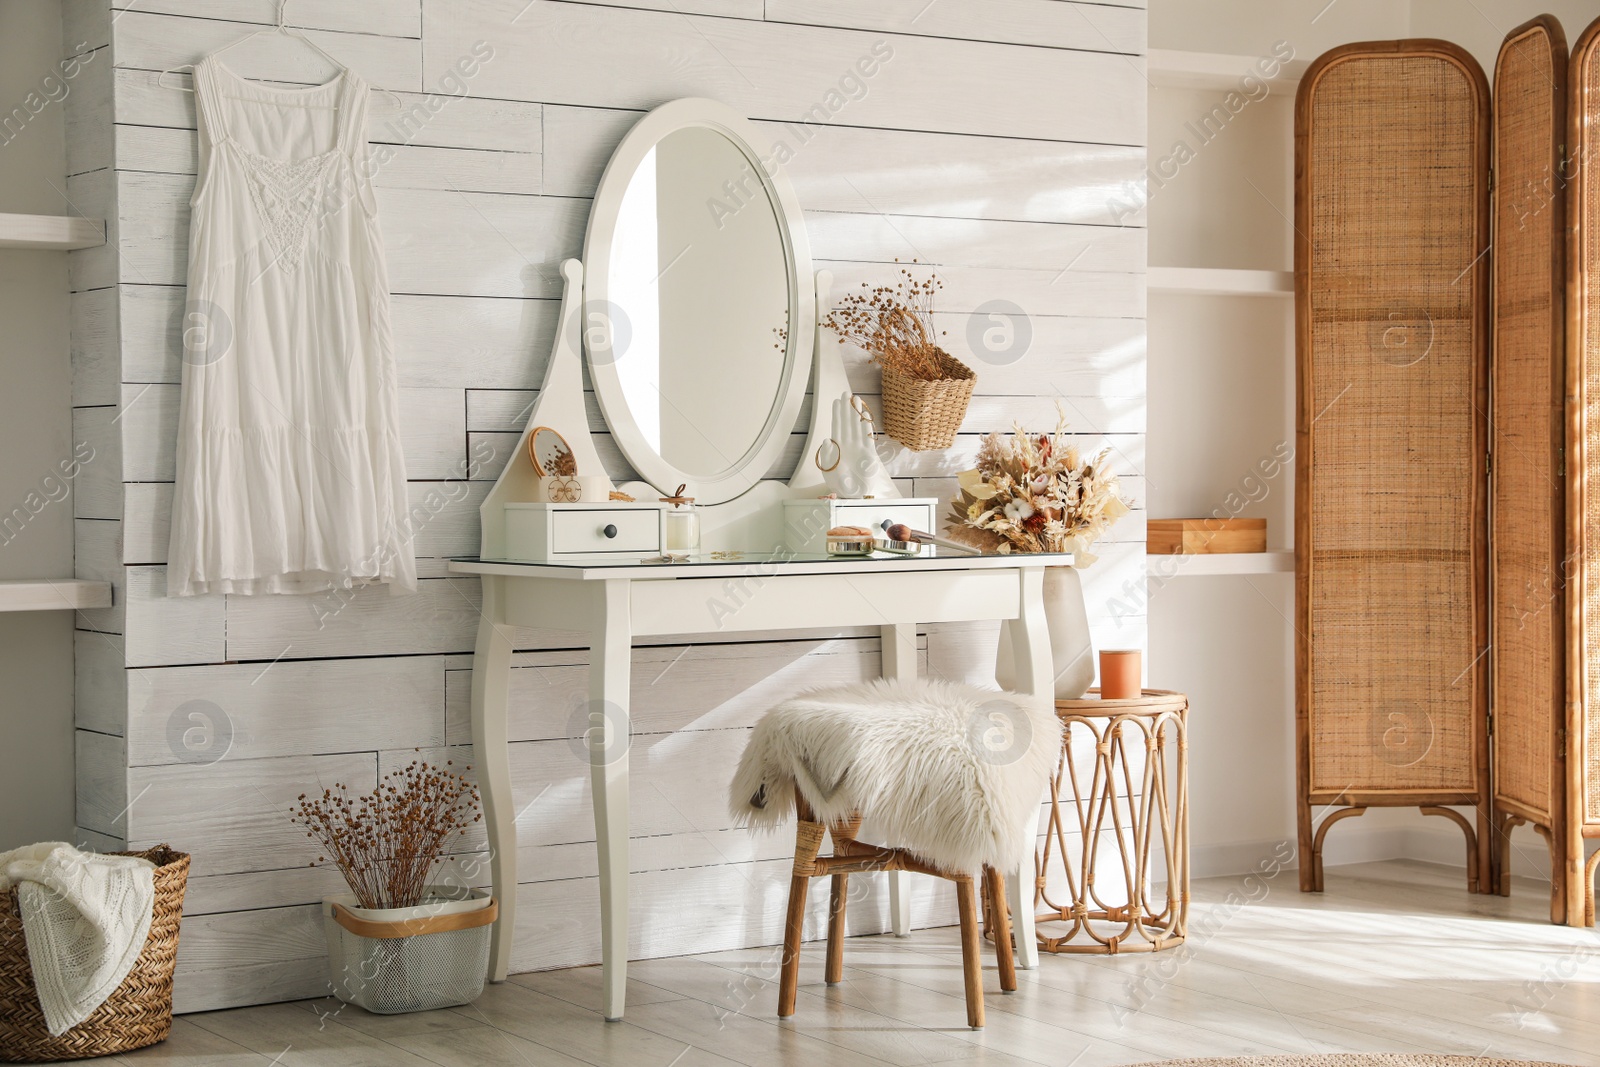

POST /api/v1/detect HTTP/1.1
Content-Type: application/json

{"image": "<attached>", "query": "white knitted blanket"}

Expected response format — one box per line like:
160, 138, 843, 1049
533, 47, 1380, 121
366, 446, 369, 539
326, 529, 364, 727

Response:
0, 842, 155, 1036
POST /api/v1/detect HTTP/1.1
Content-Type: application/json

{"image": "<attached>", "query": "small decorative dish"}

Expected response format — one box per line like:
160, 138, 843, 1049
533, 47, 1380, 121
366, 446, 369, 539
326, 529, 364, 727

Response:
874, 537, 922, 557
826, 526, 876, 557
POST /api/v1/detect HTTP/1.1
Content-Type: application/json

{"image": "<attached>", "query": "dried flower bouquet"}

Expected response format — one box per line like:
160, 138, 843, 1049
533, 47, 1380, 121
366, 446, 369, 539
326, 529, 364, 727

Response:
948, 407, 1131, 565
293, 758, 482, 910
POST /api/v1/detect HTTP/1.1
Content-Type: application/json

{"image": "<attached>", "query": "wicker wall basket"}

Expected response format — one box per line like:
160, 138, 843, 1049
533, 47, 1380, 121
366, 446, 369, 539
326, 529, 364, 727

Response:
0, 846, 189, 1063
879, 349, 975, 451
1294, 40, 1494, 896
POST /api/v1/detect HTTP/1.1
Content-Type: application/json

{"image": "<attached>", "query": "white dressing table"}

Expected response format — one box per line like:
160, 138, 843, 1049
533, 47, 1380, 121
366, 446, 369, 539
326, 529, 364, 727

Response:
451, 550, 1064, 1020
461, 97, 1068, 1021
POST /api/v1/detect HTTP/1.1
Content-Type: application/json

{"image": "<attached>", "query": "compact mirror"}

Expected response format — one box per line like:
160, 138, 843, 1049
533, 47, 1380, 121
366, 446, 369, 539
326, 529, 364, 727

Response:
583, 99, 814, 505
527, 425, 575, 477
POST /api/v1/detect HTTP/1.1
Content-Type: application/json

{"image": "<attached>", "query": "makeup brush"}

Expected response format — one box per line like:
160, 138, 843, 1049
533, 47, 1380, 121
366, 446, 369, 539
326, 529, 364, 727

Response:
880, 521, 983, 555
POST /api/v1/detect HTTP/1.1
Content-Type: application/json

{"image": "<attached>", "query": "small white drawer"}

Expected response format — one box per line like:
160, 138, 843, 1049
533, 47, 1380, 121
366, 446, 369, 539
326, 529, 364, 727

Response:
782, 498, 939, 554
552, 509, 661, 554
503, 502, 666, 561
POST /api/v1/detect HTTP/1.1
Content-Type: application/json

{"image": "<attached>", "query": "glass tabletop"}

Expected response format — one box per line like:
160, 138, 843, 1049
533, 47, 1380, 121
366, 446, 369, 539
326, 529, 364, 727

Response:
451, 549, 1075, 572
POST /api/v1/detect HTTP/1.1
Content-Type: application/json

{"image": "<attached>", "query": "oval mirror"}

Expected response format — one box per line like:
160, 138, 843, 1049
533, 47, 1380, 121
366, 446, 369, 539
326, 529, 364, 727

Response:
583, 98, 814, 505
527, 425, 575, 477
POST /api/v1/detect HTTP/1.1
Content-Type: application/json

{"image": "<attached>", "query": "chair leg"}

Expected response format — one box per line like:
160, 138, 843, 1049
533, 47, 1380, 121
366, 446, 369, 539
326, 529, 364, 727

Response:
825, 817, 861, 987
780, 817, 825, 1019
955, 875, 985, 1030
984, 867, 1017, 992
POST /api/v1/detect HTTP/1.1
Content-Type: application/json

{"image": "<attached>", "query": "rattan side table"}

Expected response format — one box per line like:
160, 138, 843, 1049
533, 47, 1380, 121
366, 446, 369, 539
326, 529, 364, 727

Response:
1033, 688, 1189, 954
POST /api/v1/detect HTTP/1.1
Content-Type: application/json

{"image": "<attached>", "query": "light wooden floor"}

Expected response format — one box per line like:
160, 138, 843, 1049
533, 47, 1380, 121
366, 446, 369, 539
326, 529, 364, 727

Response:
118, 861, 1600, 1066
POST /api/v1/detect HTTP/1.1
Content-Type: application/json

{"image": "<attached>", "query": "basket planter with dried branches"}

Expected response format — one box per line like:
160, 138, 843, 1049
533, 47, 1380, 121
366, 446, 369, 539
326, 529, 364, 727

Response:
293, 760, 496, 1013
825, 264, 976, 451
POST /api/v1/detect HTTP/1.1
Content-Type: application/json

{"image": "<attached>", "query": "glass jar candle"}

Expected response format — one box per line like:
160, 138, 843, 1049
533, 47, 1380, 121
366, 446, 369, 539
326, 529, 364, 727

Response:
660, 484, 699, 552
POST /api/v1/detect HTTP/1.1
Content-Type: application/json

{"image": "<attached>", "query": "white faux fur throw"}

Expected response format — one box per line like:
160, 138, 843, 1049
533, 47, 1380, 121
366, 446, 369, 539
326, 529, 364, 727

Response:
729, 678, 1063, 875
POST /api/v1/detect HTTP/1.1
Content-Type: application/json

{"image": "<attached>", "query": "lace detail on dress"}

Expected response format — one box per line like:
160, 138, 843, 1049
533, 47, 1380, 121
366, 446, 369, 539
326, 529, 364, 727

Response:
236, 147, 340, 273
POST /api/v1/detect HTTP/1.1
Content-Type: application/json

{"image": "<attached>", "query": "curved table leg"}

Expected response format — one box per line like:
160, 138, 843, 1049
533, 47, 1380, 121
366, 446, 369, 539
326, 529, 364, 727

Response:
1001, 567, 1051, 970
881, 623, 916, 937
470, 575, 517, 983
592, 579, 633, 1021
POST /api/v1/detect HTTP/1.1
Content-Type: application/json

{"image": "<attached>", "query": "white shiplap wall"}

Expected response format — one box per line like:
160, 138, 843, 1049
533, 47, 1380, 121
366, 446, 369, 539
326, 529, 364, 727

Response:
64, 0, 1147, 1012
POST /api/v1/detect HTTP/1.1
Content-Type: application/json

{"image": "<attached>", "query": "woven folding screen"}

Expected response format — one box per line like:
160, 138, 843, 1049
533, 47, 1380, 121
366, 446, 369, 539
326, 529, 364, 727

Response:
1490, 16, 1569, 923
1294, 41, 1493, 894
1572, 19, 1600, 923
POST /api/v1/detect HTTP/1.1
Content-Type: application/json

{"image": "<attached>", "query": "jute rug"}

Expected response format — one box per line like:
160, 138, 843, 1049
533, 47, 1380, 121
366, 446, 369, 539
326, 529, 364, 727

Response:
1135, 1058, 1572, 1067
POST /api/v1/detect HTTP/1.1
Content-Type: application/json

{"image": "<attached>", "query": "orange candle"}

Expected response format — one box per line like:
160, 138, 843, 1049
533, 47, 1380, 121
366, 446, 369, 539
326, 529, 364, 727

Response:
1099, 650, 1142, 700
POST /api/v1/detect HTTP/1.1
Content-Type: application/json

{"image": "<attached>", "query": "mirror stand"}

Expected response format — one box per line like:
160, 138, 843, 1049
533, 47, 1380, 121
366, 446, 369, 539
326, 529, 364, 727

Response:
477, 263, 881, 559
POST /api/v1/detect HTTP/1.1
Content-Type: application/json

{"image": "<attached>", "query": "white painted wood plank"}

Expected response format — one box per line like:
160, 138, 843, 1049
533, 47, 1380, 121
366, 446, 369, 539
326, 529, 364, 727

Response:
111, 10, 422, 90
110, 0, 422, 38
824, 260, 1144, 320
126, 752, 376, 877
113, 68, 544, 153
125, 656, 445, 766
441, 637, 894, 744
75, 629, 128, 735
113, 123, 542, 195
75, 729, 128, 838
73, 518, 124, 637
120, 284, 560, 391
225, 577, 485, 661
63, 46, 113, 177
123, 565, 227, 667
426, 0, 1146, 145
65, 168, 115, 292
764, 0, 1145, 54
0, 578, 113, 611
171, 905, 327, 1015
544, 104, 1148, 226
71, 286, 118, 406
508, 856, 956, 974
807, 211, 1145, 274
120, 383, 466, 482
62, 0, 111, 55
72, 404, 123, 521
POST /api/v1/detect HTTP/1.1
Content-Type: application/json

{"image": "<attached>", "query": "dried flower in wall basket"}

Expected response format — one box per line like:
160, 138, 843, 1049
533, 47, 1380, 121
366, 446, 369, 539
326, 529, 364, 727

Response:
947, 405, 1132, 566
291, 758, 482, 910
823, 260, 976, 451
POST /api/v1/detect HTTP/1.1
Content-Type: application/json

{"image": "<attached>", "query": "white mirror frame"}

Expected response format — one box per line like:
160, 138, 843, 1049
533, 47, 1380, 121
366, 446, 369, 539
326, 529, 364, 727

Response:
582, 98, 815, 506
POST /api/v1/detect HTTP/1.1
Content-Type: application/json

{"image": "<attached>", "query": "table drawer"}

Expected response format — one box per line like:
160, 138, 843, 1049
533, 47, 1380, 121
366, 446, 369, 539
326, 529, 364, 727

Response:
832, 502, 936, 534
551, 509, 661, 554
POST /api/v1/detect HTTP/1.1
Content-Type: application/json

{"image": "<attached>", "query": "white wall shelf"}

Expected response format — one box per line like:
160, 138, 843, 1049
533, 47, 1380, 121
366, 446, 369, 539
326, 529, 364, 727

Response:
1149, 267, 1293, 297
1148, 49, 1309, 91
1149, 551, 1294, 577
0, 579, 113, 612
0, 213, 105, 251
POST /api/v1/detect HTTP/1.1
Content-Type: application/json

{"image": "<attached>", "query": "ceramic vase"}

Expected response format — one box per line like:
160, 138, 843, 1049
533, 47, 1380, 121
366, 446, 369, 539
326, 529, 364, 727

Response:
995, 565, 1095, 699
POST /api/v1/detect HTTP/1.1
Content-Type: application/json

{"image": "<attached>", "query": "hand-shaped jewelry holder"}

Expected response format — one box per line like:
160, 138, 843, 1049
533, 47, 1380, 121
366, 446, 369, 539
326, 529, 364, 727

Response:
814, 392, 897, 498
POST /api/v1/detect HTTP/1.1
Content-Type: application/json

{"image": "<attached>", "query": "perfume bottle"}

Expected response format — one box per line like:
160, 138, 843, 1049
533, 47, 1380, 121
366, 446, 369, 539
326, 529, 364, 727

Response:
660, 484, 699, 551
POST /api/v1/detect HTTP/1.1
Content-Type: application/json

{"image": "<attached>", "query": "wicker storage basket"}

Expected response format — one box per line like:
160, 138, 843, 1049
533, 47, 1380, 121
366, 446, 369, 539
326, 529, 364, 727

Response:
879, 349, 975, 451
0, 845, 189, 1063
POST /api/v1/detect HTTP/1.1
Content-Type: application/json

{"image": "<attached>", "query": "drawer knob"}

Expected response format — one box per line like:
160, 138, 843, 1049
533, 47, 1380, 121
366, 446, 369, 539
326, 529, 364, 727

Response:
603, 524, 619, 539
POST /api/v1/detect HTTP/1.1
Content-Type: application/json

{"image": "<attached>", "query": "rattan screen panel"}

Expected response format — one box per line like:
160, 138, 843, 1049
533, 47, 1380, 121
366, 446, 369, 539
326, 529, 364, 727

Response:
1296, 43, 1491, 802
1491, 18, 1567, 828
1573, 20, 1600, 827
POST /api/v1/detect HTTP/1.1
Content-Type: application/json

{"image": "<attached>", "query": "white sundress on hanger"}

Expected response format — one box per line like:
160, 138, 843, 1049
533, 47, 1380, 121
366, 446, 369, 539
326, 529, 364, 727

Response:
167, 56, 415, 597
